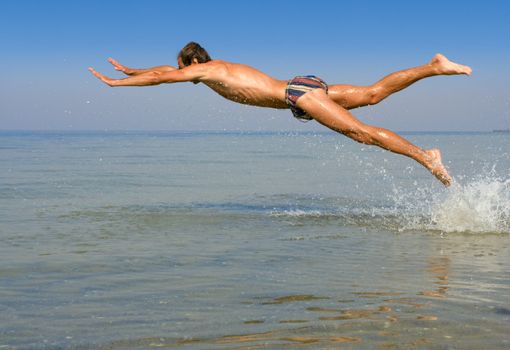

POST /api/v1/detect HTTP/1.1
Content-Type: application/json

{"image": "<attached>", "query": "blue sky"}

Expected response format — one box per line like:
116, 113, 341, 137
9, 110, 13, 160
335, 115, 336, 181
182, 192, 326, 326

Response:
1, 0, 509, 131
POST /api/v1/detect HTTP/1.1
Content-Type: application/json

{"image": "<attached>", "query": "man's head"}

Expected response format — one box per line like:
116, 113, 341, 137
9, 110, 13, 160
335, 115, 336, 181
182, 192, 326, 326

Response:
177, 42, 211, 68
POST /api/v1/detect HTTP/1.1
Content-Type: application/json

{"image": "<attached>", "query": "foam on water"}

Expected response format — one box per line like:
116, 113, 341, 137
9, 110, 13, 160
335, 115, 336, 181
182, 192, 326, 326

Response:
392, 171, 510, 234
269, 209, 324, 217
269, 170, 510, 235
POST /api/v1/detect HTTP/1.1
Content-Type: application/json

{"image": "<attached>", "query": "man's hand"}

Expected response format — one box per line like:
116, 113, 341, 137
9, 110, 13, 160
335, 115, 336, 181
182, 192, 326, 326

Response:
88, 67, 116, 87
108, 58, 130, 74
88, 59, 201, 87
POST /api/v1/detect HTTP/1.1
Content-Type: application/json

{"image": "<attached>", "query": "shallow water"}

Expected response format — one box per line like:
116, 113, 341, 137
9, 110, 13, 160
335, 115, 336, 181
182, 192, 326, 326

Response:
1, 131, 509, 349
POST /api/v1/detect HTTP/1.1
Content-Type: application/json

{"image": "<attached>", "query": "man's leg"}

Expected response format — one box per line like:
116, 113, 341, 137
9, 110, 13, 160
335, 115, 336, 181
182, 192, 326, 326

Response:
296, 89, 452, 186
329, 54, 472, 110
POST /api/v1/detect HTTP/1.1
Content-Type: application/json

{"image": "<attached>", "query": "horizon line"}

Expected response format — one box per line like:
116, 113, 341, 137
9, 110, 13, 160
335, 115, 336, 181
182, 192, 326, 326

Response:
0, 129, 498, 134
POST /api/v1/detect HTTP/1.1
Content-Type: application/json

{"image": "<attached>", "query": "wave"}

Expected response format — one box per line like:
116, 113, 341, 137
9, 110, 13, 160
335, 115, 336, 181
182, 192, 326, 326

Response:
59, 172, 510, 235
391, 172, 510, 234
270, 172, 510, 234
269, 209, 325, 218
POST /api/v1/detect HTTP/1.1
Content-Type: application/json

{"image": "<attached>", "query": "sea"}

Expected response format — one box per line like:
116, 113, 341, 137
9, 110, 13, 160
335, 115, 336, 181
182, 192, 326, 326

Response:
1, 130, 509, 349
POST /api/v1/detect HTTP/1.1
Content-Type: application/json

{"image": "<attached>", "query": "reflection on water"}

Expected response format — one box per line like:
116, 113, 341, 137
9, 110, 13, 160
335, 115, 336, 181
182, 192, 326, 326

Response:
2, 215, 509, 349
419, 256, 450, 298
262, 295, 329, 305
104, 330, 361, 349
1, 132, 510, 349
102, 245, 507, 349
100, 233, 509, 350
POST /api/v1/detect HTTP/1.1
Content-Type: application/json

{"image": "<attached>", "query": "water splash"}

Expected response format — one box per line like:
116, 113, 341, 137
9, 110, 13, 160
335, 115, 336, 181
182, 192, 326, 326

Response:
270, 209, 324, 218
432, 179, 510, 233
269, 171, 510, 234
392, 171, 510, 234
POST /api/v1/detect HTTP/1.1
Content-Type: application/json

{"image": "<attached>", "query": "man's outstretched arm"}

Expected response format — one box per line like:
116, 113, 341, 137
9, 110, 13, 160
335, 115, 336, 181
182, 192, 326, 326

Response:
88, 65, 205, 87
108, 58, 177, 76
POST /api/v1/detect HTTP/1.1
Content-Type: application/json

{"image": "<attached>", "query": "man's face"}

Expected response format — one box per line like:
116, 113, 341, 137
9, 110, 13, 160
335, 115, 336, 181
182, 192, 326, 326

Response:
177, 56, 200, 69
177, 57, 185, 69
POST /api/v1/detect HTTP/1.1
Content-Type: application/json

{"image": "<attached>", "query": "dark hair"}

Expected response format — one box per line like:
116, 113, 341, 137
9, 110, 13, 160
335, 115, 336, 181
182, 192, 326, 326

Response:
178, 42, 211, 66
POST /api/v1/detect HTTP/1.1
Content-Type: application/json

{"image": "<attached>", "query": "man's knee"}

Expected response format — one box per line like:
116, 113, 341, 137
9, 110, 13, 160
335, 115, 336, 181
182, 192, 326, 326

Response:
366, 86, 387, 105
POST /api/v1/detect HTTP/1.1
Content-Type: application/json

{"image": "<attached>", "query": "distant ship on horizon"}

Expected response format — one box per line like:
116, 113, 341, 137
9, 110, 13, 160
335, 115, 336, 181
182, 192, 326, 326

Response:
493, 128, 510, 133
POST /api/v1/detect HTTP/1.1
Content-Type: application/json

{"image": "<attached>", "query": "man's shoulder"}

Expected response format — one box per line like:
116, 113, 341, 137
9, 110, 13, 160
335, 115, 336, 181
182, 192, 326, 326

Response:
208, 60, 251, 73
191, 60, 226, 71
207, 59, 230, 66
199, 60, 233, 74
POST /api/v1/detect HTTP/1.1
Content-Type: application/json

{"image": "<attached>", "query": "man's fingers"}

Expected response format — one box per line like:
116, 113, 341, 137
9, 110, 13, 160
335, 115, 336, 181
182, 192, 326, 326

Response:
88, 67, 101, 77
108, 57, 126, 71
88, 67, 98, 76
89, 67, 115, 86
89, 67, 106, 80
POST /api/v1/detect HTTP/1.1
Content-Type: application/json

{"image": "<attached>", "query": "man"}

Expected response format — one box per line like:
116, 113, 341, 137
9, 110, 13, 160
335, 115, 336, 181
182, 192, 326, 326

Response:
89, 42, 472, 186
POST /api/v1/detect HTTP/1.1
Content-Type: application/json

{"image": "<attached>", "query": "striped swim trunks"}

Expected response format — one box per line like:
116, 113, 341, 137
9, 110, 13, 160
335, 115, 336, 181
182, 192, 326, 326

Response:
285, 75, 328, 122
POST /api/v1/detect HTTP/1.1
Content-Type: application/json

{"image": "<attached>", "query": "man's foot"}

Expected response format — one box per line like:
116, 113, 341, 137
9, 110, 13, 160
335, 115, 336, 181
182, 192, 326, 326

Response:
425, 148, 452, 187
430, 53, 472, 76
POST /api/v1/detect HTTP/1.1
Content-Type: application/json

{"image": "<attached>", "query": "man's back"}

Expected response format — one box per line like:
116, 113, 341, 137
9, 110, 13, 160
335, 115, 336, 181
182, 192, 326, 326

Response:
197, 60, 289, 108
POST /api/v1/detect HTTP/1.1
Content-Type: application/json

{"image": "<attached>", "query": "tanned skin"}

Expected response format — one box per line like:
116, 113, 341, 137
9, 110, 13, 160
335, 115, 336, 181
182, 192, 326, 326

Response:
90, 53, 472, 186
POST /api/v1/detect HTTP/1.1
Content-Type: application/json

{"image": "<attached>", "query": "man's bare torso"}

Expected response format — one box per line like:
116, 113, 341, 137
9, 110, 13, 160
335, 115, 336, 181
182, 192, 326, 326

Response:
196, 60, 289, 109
